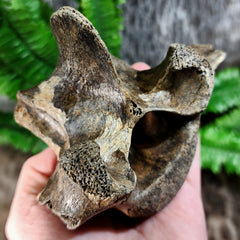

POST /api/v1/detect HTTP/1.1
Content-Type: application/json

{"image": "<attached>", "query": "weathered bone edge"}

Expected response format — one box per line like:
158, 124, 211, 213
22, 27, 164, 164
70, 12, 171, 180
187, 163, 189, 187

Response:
14, 6, 225, 229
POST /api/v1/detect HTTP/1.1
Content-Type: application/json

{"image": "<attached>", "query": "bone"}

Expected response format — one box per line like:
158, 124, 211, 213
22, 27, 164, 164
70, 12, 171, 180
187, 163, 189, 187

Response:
14, 6, 225, 229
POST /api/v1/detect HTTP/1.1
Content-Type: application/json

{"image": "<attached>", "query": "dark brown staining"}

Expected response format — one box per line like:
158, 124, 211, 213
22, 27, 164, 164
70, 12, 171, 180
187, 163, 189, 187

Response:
53, 81, 77, 114
60, 141, 112, 198
65, 112, 106, 146
19, 86, 40, 101
221, 224, 232, 240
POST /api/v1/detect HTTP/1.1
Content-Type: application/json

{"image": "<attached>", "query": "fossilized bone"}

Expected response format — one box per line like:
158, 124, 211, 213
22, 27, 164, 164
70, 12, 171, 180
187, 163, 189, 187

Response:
14, 6, 225, 229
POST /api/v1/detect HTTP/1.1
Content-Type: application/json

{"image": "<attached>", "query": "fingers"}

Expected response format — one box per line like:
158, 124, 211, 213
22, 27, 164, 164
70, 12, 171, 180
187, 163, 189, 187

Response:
131, 62, 150, 71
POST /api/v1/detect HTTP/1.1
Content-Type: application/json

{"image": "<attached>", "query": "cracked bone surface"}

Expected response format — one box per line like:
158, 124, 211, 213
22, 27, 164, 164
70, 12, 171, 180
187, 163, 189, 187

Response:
14, 6, 225, 229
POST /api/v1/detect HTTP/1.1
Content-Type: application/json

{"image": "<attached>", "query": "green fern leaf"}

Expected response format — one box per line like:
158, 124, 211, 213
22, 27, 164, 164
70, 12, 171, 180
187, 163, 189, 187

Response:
79, 0, 125, 57
0, 0, 57, 67
0, 0, 55, 152
0, 21, 52, 98
0, 0, 57, 100
40, 0, 55, 24
205, 67, 240, 114
0, 111, 46, 153
200, 107, 240, 174
0, 63, 22, 99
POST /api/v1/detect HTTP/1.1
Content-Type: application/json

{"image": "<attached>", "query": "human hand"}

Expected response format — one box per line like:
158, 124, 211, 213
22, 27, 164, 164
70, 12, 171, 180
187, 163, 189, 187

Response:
5, 63, 208, 240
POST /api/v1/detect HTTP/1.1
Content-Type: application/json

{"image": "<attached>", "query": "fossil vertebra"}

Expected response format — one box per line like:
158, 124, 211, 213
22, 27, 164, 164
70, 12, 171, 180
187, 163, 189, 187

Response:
14, 6, 225, 229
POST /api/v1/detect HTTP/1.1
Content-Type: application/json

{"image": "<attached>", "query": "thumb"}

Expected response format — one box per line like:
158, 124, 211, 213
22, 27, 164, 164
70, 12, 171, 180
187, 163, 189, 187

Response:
5, 148, 57, 239
17, 148, 57, 196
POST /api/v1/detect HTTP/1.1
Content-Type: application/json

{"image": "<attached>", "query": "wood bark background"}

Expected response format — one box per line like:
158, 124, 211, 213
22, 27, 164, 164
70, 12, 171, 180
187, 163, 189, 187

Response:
0, 0, 240, 239
121, 0, 240, 68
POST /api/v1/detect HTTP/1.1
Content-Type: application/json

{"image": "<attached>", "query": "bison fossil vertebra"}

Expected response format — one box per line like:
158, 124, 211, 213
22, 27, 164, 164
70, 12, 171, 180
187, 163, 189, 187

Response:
14, 6, 225, 229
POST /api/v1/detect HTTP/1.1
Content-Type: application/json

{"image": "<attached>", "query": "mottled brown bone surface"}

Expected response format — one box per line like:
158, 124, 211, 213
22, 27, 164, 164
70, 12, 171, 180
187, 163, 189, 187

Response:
14, 6, 225, 229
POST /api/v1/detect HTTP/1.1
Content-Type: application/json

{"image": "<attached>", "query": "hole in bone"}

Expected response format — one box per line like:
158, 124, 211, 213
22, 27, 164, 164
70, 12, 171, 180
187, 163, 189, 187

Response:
131, 111, 196, 148
129, 111, 197, 185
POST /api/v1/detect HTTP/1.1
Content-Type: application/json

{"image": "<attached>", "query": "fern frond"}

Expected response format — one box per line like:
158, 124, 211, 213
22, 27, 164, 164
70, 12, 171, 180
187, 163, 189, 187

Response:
0, 111, 47, 153
79, 0, 125, 57
205, 67, 240, 114
40, 0, 55, 24
0, 0, 57, 67
0, 21, 53, 96
0, 0, 57, 99
0, 63, 21, 99
200, 107, 240, 174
